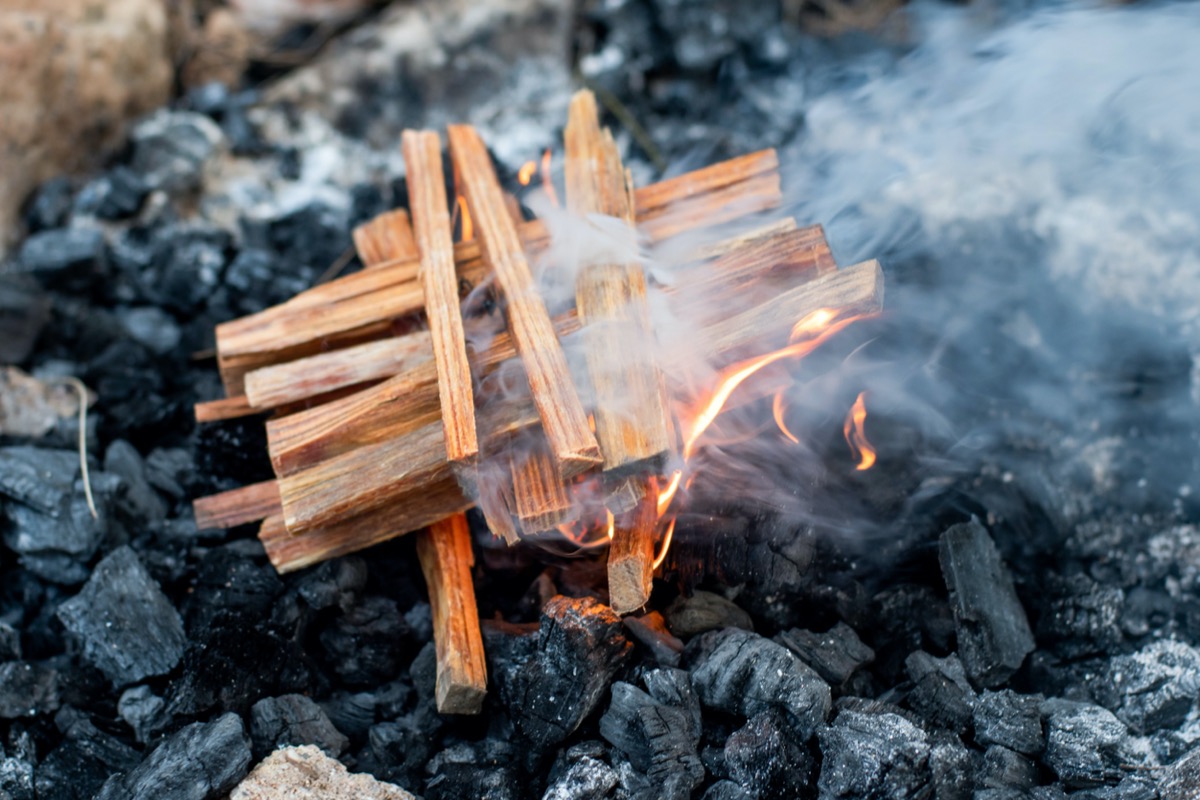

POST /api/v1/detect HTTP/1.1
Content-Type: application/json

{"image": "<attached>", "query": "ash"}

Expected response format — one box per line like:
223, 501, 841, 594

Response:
3, 0, 1200, 798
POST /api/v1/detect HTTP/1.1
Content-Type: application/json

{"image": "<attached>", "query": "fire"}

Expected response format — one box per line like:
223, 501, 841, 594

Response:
772, 390, 800, 445
518, 160, 537, 186
540, 148, 559, 206
843, 391, 876, 471
454, 196, 474, 242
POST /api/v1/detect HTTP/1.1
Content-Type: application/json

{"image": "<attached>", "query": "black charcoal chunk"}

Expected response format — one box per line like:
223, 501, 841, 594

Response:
939, 520, 1035, 687
724, 711, 814, 798
104, 439, 167, 522
643, 668, 702, 741
0, 446, 78, 514
40, 707, 142, 796
117, 307, 181, 356
703, 781, 754, 800
623, 612, 684, 667
689, 628, 831, 739
666, 590, 753, 638
16, 228, 105, 284
1100, 640, 1200, 735
776, 622, 875, 686
928, 733, 974, 800
1041, 699, 1127, 788
130, 111, 223, 193
506, 596, 633, 747
57, 546, 186, 686
973, 689, 1044, 755
0, 755, 34, 800
0, 661, 60, 718
320, 690, 377, 739
978, 745, 1037, 791
24, 176, 74, 232
905, 651, 976, 734
296, 557, 368, 610
4, 474, 113, 584
95, 712, 250, 800
1037, 575, 1125, 659
319, 595, 409, 686
1160, 745, 1200, 800
118, 686, 168, 744
818, 709, 932, 800
542, 754, 619, 800
0, 275, 50, 363
599, 682, 704, 800
250, 694, 349, 758
76, 167, 147, 220
0, 621, 20, 661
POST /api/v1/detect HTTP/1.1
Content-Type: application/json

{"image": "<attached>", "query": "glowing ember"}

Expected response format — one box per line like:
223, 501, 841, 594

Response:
843, 391, 876, 471
518, 160, 537, 186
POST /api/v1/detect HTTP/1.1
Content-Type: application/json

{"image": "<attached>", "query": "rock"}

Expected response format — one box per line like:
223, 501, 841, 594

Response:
0, 367, 79, 438
250, 694, 350, 758
688, 628, 831, 739
96, 712, 251, 800
0, 275, 50, 362
57, 546, 186, 686
542, 753, 619, 800
1040, 699, 1127, 788
230, 745, 417, 800
0, 661, 60, 718
724, 711, 814, 799
818, 709, 932, 800
776, 622, 875, 686
599, 681, 704, 800
504, 596, 633, 747
1160, 745, 1200, 800
130, 111, 224, 194
939, 520, 1035, 687
1100, 639, 1200, 734
0, 0, 173, 252
972, 689, 1044, 755
666, 590, 754, 637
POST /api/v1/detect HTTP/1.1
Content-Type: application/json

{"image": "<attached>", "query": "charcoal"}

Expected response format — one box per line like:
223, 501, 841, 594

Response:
643, 668, 702, 741
652, 0, 778, 71
0, 661, 60, 718
184, 547, 285, 632
0, 446, 78, 513
320, 691, 377, 739
130, 111, 223, 193
117, 685, 168, 744
296, 557, 368, 610
104, 439, 167, 523
1037, 575, 1125, 659
624, 611, 684, 666
872, 584, 958, 679
320, 595, 409, 686
905, 651, 976, 734
75, 167, 148, 220
117, 306, 181, 356
973, 689, 1044, 754
817, 709, 932, 800
776, 622, 875, 686
266, 201, 351, 274
1040, 699, 1127, 788
167, 621, 296, 716
928, 733, 975, 800
505, 596, 633, 748
0, 621, 20, 661
23, 176, 74, 232
724, 710, 814, 799
4, 473, 113, 584
0, 756, 34, 800
15, 228, 105, 285
1070, 776, 1158, 800
425, 743, 523, 800
38, 707, 142, 797
144, 447, 195, 501
978, 745, 1038, 791
702, 781, 754, 800
150, 225, 229, 314
939, 520, 1035, 687
57, 546, 185, 686
665, 590, 753, 638
1098, 639, 1200, 734
599, 681, 704, 799
541, 753, 619, 800
0, 275, 50, 363
251, 694, 350, 758
1120, 587, 1174, 638
1160, 745, 1200, 800
688, 629, 830, 739
95, 712, 251, 800
405, 602, 433, 644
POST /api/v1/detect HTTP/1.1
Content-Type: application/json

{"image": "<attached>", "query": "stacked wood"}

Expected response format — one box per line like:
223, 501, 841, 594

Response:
191, 90, 886, 713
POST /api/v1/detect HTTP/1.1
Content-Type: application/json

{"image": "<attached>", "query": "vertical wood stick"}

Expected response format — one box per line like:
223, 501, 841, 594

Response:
510, 437, 574, 532
448, 124, 601, 480
417, 513, 488, 714
608, 476, 659, 614
564, 90, 672, 480
404, 130, 479, 470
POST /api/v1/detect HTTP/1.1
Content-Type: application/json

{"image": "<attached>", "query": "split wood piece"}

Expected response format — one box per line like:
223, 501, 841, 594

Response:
272, 261, 883, 549
607, 475, 659, 615
404, 129, 479, 470
244, 332, 433, 410
193, 480, 282, 530
194, 394, 260, 423
565, 90, 672, 477
448, 123, 601, 480
352, 209, 417, 269
686, 217, 798, 261
417, 513, 488, 714
510, 436, 574, 532
211, 150, 782, 398
474, 461, 520, 545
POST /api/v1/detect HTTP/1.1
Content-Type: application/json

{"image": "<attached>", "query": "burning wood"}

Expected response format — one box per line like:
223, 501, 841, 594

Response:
192, 89, 886, 712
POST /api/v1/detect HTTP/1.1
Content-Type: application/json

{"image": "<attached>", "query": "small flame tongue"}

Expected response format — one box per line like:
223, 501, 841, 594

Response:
843, 391, 876, 471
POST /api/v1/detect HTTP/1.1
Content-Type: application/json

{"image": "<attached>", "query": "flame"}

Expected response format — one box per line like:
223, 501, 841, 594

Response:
657, 470, 682, 517
843, 391, 876, 471
651, 517, 677, 570
454, 196, 474, 242
605, 509, 615, 540
518, 160, 537, 186
540, 148, 560, 206
773, 390, 800, 445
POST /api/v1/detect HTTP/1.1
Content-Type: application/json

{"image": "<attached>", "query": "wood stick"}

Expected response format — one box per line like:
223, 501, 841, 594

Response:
510, 436, 574, 533
193, 480, 282, 529
353, 209, 417, 268
564, 90, 672, 476
607, 476, 659, 615
448, 124, 601, 480
194, 394, 261, 423
404, 129, 479, 470
633, 149, 778, 218
417, 513, 488, 714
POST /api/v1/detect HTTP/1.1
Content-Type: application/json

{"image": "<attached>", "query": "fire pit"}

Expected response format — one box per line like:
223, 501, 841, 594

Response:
2, 1, 1200, 798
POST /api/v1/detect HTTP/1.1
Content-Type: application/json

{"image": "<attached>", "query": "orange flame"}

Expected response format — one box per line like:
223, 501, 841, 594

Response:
540, 148, 560, 206
518, 160, 537, 186
651, 517, 677, 570
773, 390, 800, 445
454, 196, 474, 242
843, 391, 876, 471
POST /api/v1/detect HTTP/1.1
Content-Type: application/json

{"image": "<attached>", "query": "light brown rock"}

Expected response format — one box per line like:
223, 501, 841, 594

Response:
0, 0, 174, 252
229, 745, 417, 800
